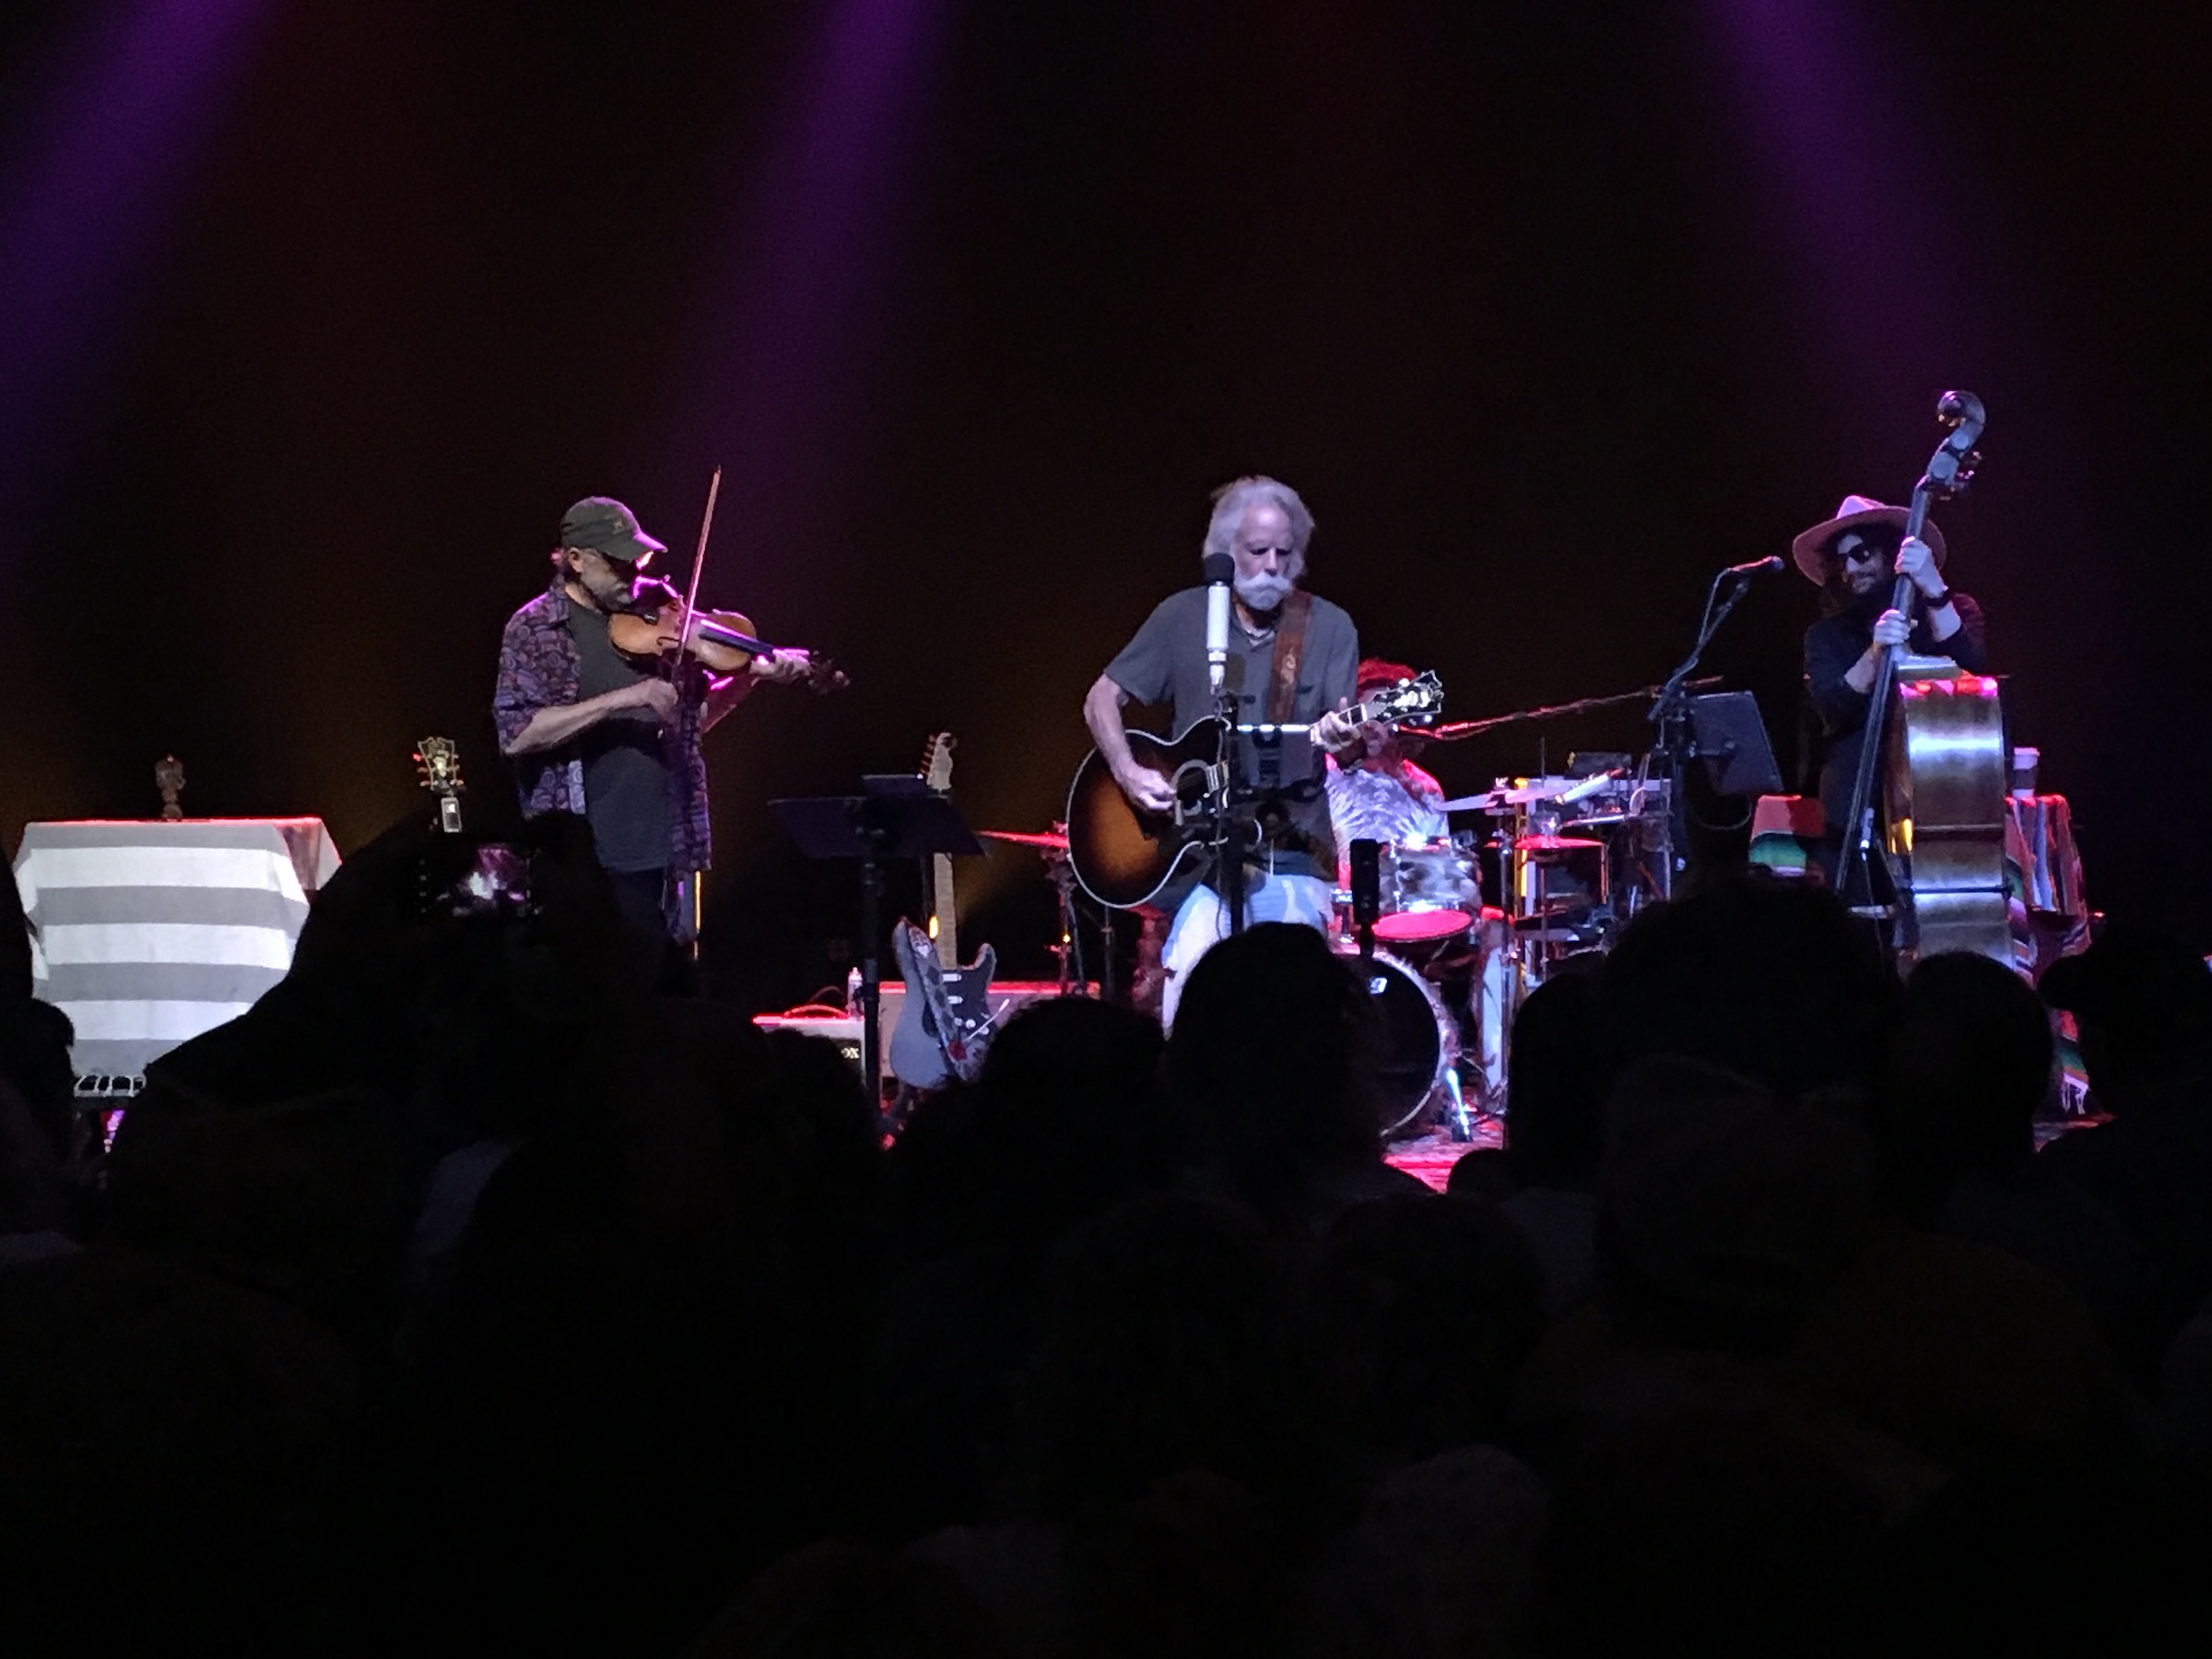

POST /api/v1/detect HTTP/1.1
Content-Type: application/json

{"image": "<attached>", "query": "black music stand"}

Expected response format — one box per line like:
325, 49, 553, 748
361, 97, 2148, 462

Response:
1688, 692, 1783, 797
771, 779, 983, 1101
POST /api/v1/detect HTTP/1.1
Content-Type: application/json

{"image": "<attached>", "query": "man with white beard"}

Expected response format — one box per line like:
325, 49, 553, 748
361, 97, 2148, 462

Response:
1083, 476, 1361, 1027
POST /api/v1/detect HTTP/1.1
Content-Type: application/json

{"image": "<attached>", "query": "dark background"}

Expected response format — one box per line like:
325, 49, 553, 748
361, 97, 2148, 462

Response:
3, 0, 2206, 1009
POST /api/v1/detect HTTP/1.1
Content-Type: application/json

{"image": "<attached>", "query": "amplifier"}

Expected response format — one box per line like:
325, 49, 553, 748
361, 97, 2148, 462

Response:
753, 981, 1089, 1080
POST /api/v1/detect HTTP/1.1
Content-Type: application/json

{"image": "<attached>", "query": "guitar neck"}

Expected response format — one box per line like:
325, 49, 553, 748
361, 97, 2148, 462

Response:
931, 851, 958, 967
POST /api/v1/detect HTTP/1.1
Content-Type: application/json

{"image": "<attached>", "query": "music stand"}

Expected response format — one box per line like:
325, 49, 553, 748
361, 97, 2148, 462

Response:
1688, 691, 1783, 797
771, 780, 984, 1101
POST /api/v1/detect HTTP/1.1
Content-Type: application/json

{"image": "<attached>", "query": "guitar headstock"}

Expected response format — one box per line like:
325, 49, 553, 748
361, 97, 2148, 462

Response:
413, 736, 465, 833
921, 731, 956, 793
1356, 669, 1444, 729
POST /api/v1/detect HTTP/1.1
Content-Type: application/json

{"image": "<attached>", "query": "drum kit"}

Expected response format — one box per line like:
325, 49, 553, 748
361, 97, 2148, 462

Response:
978, 760, 1674, 1141
1327, 759, 1675, 1135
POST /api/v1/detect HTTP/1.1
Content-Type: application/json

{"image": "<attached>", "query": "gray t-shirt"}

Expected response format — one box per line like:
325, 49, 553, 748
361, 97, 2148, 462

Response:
1102, 584, 1359, 886
566, 597, 672, 873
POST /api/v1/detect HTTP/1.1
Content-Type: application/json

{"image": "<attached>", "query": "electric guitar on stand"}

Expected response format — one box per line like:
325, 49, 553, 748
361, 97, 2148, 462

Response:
889, 734, 997, 1088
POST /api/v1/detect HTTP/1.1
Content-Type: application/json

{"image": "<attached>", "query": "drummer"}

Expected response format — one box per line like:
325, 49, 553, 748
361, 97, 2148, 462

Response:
1324, 656, 1453, 885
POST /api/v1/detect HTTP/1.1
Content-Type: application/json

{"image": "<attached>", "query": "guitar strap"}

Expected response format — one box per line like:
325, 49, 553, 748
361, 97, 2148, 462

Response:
1267, 589, 1312, 724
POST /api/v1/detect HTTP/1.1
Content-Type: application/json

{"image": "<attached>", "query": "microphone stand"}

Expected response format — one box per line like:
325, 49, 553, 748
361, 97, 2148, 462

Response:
1647, 569, 1759, 899
1215, 679, 1247, 936
1425, 677, 1724, 743
1199, 557, 1247, 938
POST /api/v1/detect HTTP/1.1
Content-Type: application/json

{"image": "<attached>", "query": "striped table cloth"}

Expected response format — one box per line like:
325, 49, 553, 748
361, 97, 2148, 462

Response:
13, 818, 341, 1078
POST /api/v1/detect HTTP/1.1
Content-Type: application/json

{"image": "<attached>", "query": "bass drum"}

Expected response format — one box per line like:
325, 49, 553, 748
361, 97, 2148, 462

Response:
1337, 944, 1461, 1140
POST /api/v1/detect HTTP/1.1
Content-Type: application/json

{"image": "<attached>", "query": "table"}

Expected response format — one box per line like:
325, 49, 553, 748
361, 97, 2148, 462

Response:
12, 818, 342, 1078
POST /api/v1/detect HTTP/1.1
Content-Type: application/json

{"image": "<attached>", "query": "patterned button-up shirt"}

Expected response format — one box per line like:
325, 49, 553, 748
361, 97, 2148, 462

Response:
1324, 755, 1451, 853
493, 578, 712, 873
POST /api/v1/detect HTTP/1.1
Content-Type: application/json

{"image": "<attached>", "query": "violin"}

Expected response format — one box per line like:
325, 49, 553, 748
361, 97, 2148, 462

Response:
607, 578, 848, 693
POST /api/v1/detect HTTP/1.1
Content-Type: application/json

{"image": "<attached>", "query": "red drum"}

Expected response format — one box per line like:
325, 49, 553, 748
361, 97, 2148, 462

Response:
1371, 838, 1483, 944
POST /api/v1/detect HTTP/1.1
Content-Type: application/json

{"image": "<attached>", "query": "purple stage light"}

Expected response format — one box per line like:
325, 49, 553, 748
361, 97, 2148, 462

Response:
1694, 0, 1978, 406
665, 0, 951, 571
0, 0, 271, 512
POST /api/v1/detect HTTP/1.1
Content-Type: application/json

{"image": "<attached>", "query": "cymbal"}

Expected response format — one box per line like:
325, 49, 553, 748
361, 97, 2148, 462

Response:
1514, 834, 1602, 853
1441, 781, 1575, 812
980, 828, 1071, 850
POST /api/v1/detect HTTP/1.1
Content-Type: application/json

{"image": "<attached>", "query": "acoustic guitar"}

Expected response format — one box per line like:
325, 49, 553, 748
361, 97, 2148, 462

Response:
1065, 670, 1445, 909
888, 734, 997, 1088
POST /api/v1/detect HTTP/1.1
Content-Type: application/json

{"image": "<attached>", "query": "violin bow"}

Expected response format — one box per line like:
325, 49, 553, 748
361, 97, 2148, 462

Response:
672, 465, 723, 677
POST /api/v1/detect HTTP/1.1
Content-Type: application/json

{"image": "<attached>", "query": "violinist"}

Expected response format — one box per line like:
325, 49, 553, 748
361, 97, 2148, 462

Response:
1796, 492, 1987, 865
492, 495, 815, 956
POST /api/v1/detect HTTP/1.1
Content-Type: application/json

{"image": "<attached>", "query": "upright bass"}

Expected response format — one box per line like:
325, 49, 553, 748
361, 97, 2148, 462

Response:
1835, 391, 2008, 963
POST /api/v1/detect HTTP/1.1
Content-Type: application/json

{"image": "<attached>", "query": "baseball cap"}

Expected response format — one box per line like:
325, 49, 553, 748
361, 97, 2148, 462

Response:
559, 497, 666, 568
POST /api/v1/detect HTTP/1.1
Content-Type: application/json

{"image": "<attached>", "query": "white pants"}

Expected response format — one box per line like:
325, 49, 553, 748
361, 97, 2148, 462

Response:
1159, 871, 1336, 1030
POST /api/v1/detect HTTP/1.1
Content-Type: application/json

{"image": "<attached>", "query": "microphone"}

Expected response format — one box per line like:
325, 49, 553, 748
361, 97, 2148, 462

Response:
1348, 838, 1382, 953
1722, 556, 1785, 576
1203, 552, 1234, 697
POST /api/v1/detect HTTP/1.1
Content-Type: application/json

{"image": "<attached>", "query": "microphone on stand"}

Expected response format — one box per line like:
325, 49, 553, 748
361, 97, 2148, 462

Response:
1722, 556, 1785, 577
1348, 838, 1382, 959
1203, 552, 1234, 698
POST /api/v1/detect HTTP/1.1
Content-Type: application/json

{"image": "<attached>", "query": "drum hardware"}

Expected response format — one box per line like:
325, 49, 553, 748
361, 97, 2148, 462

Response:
1514, 834, 1603, 853
977, 823, 1104, 997
1510, 914, 1592, 940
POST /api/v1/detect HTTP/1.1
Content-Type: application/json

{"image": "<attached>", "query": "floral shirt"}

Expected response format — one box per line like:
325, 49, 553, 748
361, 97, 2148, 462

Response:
492, 578, 712, 873
1324, 755, 1451, 853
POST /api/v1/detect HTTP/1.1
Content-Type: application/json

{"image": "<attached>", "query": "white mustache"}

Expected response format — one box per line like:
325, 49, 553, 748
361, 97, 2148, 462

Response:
1235, 571, 1294, 611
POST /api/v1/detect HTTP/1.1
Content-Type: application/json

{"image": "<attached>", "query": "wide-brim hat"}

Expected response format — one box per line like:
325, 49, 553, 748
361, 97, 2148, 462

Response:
559, 496, 667, 568
1790, 494, 1947, 584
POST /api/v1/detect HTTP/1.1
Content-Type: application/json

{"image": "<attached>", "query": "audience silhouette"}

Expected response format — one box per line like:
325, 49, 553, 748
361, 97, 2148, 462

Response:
4, 840, 2206, 1653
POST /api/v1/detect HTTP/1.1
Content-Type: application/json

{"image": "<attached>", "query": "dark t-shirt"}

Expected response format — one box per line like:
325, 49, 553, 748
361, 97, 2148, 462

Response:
1103, 585, 1359, 887
566, 597, 671, 873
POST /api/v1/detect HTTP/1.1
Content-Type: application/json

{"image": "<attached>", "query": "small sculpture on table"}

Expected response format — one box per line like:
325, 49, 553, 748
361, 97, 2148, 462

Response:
154, 756, 185, 820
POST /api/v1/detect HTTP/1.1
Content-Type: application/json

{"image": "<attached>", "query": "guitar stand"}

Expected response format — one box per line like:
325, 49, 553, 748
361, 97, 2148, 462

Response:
770, 779, 983, 1112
